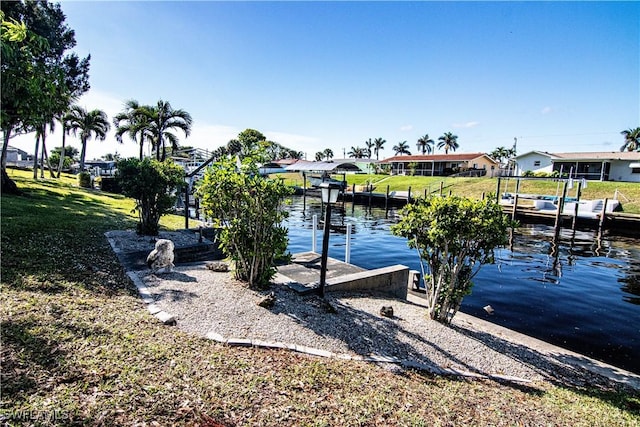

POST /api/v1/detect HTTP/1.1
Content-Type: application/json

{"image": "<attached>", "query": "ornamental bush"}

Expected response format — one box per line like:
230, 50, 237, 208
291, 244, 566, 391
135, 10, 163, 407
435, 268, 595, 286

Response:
78, 172, 92, 188
391, 195, 512, 324
116, 158, 184, 235
196, 150, 292, 289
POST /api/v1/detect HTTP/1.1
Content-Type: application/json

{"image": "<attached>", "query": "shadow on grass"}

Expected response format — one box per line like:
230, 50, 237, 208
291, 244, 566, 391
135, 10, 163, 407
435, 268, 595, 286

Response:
1, 317, 112, 399
1, 184, 139, 297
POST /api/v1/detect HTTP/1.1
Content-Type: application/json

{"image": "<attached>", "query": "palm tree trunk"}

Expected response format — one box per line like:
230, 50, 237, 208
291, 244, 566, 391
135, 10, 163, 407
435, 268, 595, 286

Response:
41, 134, 55, 178
79, 138, 87, 172
1, 127, 11, 170
57, 125, 66, 178
33, 133, 40, 179
1, 128, 21, 195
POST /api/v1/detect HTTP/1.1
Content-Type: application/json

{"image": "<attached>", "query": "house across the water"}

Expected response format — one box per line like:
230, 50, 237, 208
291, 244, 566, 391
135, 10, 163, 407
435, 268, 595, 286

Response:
379, 153, 500, 177
513, 151, 640, 182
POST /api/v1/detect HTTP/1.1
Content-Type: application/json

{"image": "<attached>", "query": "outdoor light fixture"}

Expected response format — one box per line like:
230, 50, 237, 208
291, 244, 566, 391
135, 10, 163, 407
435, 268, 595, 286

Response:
318, 182, 341, 297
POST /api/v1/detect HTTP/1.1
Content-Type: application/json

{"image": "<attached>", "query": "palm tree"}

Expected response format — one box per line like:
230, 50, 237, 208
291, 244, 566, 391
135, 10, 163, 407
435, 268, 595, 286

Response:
620, 127, 640, 152
437, 132, 459, 154
364, 138, 374, 158
113, 100, 153, 160
143, 100, 193, 161
417, 134, 434, 155
323, 148, 334, 160
489, 146, 510, 164
66, 105, 110, 172
348, 146, 365, 158
392, 141, 411, 156
315, 151, 323, 161
373, 137, 386, 160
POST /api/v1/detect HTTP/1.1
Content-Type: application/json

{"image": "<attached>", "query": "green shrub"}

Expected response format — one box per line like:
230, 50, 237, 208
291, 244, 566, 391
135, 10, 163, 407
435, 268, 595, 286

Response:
196, 150, 292, 289
522, 170, 534, 177
391, 196, 512, 323
534, 171, 549, 177
116, 158, 184, 235
78, 171, 92, 188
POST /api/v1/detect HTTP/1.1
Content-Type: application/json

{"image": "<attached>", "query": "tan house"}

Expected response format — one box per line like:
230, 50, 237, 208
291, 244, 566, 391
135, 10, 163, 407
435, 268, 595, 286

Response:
379, 153, 500, 177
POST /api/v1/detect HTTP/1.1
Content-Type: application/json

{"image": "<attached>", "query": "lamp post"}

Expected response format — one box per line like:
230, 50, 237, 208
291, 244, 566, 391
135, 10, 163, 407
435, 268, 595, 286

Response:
319, 182, 341, 298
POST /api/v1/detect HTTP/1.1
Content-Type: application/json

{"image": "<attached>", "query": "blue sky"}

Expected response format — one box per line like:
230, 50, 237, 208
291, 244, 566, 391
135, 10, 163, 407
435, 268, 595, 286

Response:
11, 1, 640, 160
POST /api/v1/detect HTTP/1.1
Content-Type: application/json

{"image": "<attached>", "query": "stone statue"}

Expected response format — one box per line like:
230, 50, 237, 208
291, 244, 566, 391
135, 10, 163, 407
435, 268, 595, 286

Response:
146, 239, 175, 274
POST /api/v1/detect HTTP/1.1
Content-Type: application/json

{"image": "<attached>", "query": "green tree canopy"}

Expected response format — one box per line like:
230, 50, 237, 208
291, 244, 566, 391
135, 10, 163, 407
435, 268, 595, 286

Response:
1, 1, 90, 193
66, 105, 110, 171
392, 196, 511, 323
392, 140, 411, 156
437, 132, 459, 154
620, 127, 640, 152
417, 134, 434, 155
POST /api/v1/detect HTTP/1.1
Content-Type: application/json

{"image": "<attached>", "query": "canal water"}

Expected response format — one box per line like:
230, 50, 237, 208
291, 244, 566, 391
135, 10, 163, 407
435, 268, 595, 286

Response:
284, 196, 640, 374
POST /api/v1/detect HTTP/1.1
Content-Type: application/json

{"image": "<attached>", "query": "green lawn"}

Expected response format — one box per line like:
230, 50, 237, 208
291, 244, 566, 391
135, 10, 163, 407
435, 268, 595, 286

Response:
2, 169, 639, 425
272, 172, 640, 214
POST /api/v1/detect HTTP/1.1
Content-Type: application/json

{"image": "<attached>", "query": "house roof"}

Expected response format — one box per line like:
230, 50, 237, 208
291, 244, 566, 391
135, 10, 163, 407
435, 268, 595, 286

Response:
379, 153, 494, 164
284, 160, 362, 172
514, 151, 640, 161
552, 151, 640, 161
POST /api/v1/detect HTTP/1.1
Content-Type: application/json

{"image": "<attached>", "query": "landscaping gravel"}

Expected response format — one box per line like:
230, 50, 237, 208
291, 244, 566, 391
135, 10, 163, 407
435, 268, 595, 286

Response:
136, 263, 633, 389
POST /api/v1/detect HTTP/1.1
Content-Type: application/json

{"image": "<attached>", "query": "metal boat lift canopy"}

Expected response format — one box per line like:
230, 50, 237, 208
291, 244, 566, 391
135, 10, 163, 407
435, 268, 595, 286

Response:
285, 160, 362, 173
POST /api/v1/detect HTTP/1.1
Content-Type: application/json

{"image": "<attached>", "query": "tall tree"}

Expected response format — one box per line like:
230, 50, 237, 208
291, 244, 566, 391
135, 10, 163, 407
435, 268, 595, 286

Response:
364, 138, 374, 158
373, 137, 386, 160
437, 132, 459, 154
1, 2, 90, 193
392, 141, 411, 156
66, 105, 110, 172
347, 146, 365, 158
143, 100, 193, 161
315, 151, 323, 161
113, 100, 153, 160
417, 134, 434, 155
322, 148, 334, 160
620, 127, 640, 152
489, 146, 510, 164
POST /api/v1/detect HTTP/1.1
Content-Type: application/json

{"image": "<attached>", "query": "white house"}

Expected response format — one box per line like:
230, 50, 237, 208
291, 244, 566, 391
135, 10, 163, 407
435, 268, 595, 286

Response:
513, 151, 640, 182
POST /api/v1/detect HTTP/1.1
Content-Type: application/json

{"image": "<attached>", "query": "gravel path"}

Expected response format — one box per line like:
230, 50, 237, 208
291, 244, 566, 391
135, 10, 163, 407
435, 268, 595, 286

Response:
136, 262, 636, 389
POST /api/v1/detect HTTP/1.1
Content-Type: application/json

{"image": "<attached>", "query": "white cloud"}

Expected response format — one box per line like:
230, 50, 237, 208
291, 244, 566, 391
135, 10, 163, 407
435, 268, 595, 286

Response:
399, 125, 413, 132
452, 121, 480, 129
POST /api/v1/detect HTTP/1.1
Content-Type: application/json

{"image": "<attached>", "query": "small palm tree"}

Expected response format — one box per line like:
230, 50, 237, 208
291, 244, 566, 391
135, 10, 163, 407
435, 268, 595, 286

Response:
323, 148, 334, 160
66, 105, 110, 171
113, 100, 153, 160
417, 134, 434, 155
489, 146, 510, 164
373, 137, 386, 160
392, 141, 411, 156
437, 132, 459, 154
143, 100, 193, 161
620, 127, 640, 152
348, 146, 365, 158
364, 138, 374, 158
315, 151, 323, 161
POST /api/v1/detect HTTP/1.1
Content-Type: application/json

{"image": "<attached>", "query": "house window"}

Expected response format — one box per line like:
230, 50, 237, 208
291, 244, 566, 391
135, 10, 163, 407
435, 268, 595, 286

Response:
533, 161, 541, 167
632, 168, 640, 174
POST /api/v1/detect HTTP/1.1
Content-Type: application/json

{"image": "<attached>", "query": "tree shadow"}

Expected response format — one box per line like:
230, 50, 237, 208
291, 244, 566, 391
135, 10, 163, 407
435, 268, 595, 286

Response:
1, 317, 112, 400
267, 288, 540, 389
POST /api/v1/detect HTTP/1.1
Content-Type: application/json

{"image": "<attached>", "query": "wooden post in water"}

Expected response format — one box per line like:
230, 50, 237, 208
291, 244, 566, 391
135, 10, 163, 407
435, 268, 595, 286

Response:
554, 181, 568, 238
511, 194, 519, 221
352, 181, 356, 201
385, 185, 389, 211
598, 198, 608, 238
368, 183, 372, 206
571, 181, 582, 232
